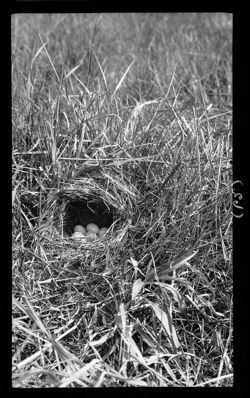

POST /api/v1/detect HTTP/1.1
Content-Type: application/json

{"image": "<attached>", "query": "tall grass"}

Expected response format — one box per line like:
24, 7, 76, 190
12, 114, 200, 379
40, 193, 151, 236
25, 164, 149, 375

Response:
12, 13, 232, 387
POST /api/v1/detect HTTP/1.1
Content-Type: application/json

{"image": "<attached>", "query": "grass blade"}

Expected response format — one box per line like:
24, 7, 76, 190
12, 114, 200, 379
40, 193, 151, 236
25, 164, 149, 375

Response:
131, 278, 144, 300
147, 300, 180, 352
113, 59, 135, 96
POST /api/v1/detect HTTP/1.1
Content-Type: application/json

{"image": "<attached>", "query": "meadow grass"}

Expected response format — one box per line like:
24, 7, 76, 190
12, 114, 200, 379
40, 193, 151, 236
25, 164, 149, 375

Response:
12, 13, 233, 387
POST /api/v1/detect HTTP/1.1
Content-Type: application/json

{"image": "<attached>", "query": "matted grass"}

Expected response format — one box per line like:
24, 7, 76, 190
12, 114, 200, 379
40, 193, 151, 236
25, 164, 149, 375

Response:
12, 13, 232, 387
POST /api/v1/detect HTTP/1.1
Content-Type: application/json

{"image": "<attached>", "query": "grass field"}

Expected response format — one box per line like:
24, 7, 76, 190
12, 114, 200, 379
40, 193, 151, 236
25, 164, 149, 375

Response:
12, 13, 233, 387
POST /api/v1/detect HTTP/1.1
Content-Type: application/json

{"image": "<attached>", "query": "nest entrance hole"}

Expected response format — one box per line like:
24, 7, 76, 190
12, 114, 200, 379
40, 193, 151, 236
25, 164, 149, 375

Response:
63, 199, 114, 235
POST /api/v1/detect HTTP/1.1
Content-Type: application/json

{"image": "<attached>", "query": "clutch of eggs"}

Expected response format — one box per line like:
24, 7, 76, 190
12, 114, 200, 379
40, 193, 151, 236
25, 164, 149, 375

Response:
71, 223, 108, 241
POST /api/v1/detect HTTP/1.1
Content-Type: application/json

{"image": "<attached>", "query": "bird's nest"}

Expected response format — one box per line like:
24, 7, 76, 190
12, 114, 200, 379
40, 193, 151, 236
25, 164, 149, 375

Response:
34, 166, 139, 268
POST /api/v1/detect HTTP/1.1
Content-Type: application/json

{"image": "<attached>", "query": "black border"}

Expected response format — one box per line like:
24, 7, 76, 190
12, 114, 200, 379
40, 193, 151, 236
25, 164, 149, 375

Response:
12, 1, 234, 13
233, 10, 247, 397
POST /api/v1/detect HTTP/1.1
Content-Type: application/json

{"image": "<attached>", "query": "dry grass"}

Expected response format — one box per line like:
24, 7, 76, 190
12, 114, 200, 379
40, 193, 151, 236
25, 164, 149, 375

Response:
12, 13, 233, 387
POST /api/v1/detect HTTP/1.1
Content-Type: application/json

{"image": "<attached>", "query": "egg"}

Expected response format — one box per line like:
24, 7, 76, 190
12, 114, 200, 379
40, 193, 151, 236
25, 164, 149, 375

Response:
99, 227, 108, 237
71, 231, 85, 240
86, 223, 99, 234
74, 225, 86, 234
86, 231, 97, 240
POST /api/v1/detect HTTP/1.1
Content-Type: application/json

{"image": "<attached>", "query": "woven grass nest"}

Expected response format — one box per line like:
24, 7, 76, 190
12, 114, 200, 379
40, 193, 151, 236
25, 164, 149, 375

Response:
35, 166, 138, 266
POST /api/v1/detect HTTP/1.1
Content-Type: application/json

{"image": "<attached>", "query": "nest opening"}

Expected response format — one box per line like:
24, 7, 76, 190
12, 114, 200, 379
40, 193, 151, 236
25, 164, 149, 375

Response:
63, 198, 115, 235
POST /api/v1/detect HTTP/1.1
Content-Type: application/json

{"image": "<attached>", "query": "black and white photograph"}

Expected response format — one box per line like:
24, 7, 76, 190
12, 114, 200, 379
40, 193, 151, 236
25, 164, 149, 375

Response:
12, 13, 233, 387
